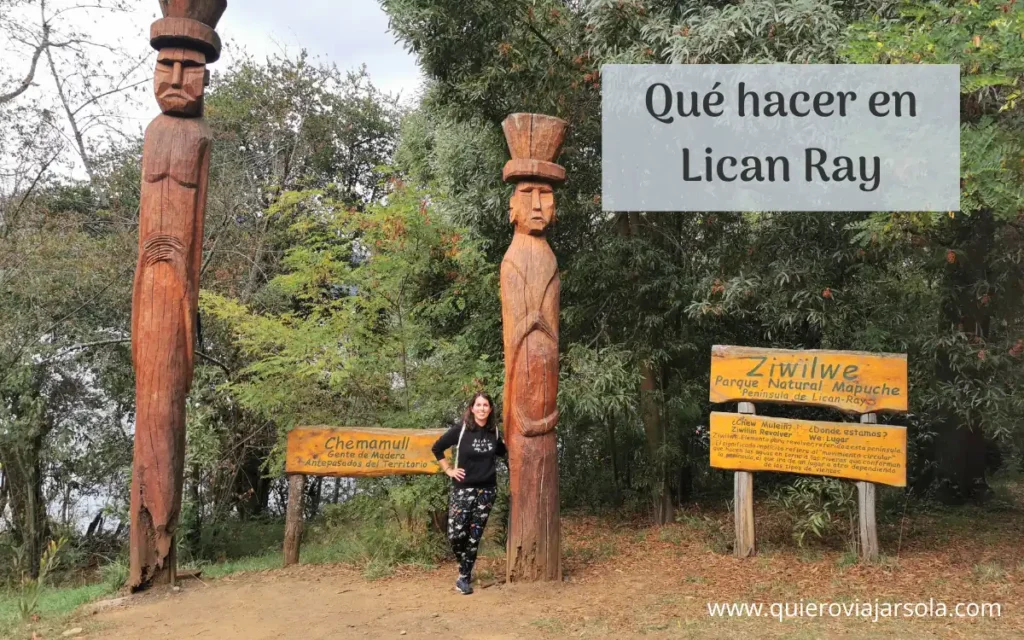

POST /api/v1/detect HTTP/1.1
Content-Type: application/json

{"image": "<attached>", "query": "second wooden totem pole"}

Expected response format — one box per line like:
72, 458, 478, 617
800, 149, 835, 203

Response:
500, 113, 566, 582
129, 0, 226, 590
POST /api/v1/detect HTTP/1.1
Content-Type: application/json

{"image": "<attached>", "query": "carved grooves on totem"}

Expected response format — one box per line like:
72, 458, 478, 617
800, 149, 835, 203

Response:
142, 234, 187, 266
502, 113, 567, 183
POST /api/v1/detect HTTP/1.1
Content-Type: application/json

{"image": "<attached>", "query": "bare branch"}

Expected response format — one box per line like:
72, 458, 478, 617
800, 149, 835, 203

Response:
197, 351, 232, 375
44, 40, 97, 185
0, 1, 49, 106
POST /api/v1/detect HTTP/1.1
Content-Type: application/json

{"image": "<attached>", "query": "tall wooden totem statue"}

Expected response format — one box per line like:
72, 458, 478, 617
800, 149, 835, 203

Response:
500, 113, 566, 582
129, 0, 226, 590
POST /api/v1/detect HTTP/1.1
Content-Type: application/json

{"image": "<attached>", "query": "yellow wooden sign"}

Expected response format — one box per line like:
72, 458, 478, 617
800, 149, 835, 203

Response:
286, 427, 446, 477
710, 345, 908, 414
709, 412, 906, 487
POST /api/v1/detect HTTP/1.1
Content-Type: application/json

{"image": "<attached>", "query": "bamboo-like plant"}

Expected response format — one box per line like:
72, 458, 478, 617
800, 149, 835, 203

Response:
17, 536, 68, 621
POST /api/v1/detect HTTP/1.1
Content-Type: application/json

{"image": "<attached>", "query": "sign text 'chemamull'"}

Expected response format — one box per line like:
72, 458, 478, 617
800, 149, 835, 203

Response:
286, 427, 445, 477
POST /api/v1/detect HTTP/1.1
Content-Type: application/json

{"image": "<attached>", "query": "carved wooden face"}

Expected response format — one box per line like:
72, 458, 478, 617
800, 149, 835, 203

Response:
154, 47, 208, 116
510, 181, 555, 235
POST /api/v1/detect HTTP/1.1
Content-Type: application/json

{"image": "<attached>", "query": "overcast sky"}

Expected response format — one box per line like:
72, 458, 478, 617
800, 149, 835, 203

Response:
78, 0, 423, 131
0, 0, 422, 181
132, 0, 423, 114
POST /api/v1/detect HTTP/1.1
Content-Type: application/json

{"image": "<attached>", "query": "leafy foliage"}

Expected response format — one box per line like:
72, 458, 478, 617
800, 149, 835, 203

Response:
772, 477, 857, 548
203, 182, 498, 469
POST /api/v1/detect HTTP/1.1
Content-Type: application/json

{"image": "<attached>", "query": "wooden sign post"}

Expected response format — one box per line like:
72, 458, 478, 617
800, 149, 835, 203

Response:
734, 402, 756, 558
709, 346, 908, 561
858, 412, 880, 561
281, 427, 445, 566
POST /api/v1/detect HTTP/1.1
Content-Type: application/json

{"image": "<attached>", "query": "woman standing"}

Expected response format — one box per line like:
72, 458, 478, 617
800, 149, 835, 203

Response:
432, 392, 507, 595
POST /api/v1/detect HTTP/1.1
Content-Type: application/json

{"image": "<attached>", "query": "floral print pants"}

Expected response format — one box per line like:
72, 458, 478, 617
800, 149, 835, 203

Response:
447, 486, 496, 580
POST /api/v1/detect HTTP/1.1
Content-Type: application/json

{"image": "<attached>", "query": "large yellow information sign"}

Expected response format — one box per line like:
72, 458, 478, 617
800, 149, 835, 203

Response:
709, 412, 906, 487
710, 345, 908, 414
286, 427, 446, 477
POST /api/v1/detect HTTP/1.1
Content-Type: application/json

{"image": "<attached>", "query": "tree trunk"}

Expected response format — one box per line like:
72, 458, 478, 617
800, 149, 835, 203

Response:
934, 209, 994, 503
607, 420, 621, 505
235, 448, 271, 519
3, 443, 46, 578
640, 360, 673, 524
621, 212, 675, 523
0, 368, 50, 579
0, 472, 10, 530
307, 476, 323, 519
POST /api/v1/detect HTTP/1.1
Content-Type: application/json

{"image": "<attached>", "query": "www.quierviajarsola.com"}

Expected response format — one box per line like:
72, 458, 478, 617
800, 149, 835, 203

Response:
707, 599, 1001, 622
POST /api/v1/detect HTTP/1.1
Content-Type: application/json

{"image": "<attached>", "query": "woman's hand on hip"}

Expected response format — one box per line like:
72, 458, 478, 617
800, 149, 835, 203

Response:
446, 467, 466, 481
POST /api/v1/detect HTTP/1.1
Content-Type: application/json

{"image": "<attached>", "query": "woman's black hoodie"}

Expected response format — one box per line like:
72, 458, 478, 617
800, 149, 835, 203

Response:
431, 422, 507, 488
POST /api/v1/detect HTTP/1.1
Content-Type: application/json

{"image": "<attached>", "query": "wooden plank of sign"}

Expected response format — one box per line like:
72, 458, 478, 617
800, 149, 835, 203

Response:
286, 427, 446, 477
734, 402, 756, 559
709, 345, 908, 414
709, 412, 907, 487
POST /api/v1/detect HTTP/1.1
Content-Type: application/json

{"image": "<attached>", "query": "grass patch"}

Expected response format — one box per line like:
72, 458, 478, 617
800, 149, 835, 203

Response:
300, 522, 444, 579
187, 514, 446, 582
836, 551, 858, 568
972, 562, 1005, 583
573, 616, 611, 637
676, 513, 730, 554
796, 548, 822, 563
564, 539, 617, 565
199, 552, 282, 579
184, 519, 285, 563
0, 583, 114, 639
474, 567, 496, 583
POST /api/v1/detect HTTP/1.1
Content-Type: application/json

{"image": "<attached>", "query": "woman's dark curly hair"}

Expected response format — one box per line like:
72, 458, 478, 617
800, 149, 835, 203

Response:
462, 391, 496, 432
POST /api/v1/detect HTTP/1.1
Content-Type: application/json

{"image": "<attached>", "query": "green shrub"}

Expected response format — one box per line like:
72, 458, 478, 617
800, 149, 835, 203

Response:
305, 515, 446, 579
771, 477, 857, 550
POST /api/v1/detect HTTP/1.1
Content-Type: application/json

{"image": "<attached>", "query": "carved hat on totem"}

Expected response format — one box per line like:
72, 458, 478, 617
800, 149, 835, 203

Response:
150, 0, 227, 63
502, 113, 567, 184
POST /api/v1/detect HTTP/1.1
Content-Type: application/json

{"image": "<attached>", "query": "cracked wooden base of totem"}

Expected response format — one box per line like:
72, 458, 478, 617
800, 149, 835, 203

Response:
506, 430, 560, 582
130, 510, 178, 587
129, 269, 191, 589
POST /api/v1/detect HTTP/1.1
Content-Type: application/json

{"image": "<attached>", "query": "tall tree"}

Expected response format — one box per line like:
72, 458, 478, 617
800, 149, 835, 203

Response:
381, 0, 888, 521
844, 0, 1024, 500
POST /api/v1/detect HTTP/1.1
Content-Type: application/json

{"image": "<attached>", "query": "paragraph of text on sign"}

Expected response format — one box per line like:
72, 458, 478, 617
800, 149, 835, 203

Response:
709, 412, 906, 487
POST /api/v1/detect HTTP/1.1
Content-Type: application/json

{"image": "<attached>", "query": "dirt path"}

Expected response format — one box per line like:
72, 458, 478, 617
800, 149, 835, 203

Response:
77, 513, 1024, 639
89, 565, 588, 640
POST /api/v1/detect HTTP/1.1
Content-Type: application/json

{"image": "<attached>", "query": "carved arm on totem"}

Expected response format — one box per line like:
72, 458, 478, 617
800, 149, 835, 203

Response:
502, 264, 560, 438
